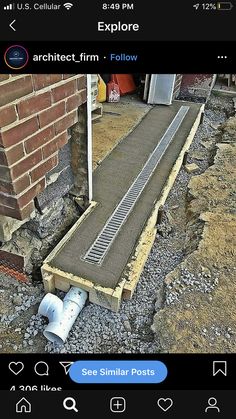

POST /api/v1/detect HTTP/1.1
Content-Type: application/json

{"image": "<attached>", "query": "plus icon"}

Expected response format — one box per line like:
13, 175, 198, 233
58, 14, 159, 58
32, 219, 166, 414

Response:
110, 397, 126, 413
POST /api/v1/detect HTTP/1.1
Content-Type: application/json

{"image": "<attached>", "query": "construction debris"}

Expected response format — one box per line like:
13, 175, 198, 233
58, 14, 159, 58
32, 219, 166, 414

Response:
184, 163, 200, 173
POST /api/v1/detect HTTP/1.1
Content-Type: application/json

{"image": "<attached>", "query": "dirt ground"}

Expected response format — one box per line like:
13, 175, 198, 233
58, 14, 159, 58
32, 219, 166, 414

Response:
152, 110, 236, 352
92, 95, 151, 168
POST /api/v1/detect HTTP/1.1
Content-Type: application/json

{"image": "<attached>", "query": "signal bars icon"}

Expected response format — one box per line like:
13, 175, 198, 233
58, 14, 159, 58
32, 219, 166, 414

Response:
4, 3, 14, 10
63, 2, 73, 9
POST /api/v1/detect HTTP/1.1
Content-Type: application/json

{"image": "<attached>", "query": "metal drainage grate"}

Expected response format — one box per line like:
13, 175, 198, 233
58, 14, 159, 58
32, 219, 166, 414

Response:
83, 106, 190, 265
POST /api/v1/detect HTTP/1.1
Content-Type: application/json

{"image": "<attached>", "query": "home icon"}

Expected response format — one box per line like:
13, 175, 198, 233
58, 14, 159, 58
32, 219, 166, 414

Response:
16, 397, 31, 414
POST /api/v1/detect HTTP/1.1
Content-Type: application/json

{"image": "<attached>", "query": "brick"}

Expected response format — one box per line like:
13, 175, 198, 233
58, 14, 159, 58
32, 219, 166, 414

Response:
77, 75, 87, 90
33, 74, 63, 91
0, 166, 11, 182
63, 74, 76, 79
0, 76, 33, 107
0, 174, 31, 195
0, 105, 17, 128
0, 179, 14, 194
11, 149, 42, 179
0, 143, 25, 166
42, 132, 68, 158
0, 250, 25, 271
54, 111, 78, 135
0, 151, 7, 166
0, 75, 10, 82
0, 205, 20, 219
52, 80, 76, 103
0, 201, 35, 220
17, 178, 45, 209
0, 193, 18, 209
24, 126, 54, 153
13, 174, 31, 194
80, 89, 87, 104
66, 89, 87, 112
30, 155, 58, 183
0, 117, 39, 148
17, 92, 52, 119
38, 102, 65, 128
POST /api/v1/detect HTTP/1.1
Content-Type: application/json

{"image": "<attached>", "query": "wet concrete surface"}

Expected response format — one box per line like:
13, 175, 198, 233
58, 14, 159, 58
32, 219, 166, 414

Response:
51, 101, 202, 289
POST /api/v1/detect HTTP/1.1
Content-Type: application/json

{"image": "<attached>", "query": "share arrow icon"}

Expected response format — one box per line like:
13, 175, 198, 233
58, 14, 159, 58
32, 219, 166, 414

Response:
59, 361, 74, 375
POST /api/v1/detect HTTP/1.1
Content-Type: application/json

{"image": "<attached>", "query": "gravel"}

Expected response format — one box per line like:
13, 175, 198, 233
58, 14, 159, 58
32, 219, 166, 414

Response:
0, 284, 43, 327
165, 267, 219, 305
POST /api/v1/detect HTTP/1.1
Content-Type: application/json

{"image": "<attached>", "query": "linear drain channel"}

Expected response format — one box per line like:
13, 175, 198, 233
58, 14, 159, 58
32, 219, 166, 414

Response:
83, 106, 190, 265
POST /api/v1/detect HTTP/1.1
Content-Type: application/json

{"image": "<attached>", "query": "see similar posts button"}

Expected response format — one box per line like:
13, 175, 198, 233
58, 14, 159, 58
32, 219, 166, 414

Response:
69, 360, 167, 384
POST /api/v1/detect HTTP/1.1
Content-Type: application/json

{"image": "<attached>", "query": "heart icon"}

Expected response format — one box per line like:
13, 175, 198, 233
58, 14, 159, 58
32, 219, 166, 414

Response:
8, 362, 24, 375
157, 398, 173, 412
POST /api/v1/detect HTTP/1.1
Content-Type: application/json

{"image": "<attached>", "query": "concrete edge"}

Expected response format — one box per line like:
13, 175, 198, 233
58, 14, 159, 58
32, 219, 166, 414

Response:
122, 103, 205, 299
41, 264, 125, 312
43, 200, 98, 264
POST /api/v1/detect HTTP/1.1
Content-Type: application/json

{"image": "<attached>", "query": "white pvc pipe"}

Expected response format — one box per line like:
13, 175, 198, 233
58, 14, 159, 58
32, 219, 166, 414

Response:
38, 287, 88, 345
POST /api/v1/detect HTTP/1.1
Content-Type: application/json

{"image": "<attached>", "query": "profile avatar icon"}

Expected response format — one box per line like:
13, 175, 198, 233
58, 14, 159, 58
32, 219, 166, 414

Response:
4, 45, 29, 70
205, 397, 220, 413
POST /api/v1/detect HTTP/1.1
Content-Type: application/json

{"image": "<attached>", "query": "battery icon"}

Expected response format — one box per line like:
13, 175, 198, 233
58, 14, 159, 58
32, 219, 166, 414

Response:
217, 2, 234, 9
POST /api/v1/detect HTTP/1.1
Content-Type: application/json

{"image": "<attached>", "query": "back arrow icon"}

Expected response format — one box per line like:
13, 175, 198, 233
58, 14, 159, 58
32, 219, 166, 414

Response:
9, 19, 16, 31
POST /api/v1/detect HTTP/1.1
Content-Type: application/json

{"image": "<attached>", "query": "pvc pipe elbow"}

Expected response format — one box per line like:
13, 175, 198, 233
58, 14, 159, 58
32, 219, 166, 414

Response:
38, 293, 64, 322
38, 287, 88, 345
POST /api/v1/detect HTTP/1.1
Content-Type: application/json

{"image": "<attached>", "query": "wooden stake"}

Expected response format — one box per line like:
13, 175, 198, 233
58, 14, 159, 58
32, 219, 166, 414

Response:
156, 205, 164, 226
182, 151, 188, 166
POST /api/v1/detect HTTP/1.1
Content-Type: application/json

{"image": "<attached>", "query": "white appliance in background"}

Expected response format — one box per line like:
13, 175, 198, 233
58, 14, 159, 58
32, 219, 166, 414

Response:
144, 74, 176, 105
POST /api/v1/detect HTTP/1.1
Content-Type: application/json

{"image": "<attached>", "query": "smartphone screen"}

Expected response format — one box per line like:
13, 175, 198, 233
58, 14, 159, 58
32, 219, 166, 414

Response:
0, 1, 235, 417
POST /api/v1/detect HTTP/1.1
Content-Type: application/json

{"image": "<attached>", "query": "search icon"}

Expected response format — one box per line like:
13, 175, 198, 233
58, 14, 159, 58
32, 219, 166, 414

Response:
63, 397, 78, 413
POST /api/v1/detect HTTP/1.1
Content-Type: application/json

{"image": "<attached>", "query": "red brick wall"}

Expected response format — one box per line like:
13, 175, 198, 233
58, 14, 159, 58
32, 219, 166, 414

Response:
179, 74, 214, 99
0, 74, 87, 220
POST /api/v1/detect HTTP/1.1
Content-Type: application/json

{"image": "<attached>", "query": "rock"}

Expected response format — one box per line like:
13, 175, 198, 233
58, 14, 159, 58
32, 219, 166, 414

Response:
165, 210, 174, 225
201, 266, 212, 278
27, 199, 64, 239
13, 296, 23, 306
189, 150, 206, 161
200, 140, 213, 149
184, 163, 200, 174
154, 287, 165, 311
123, 320, 132, 332
0, 215, 27, 242
210, 122, 220, 130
